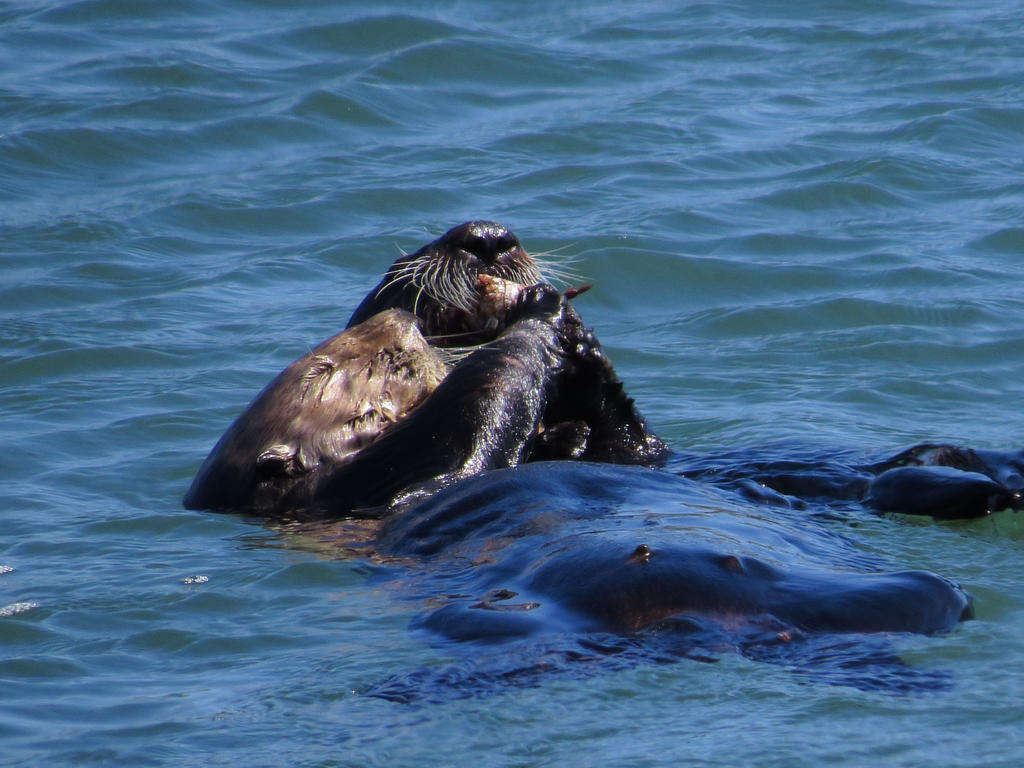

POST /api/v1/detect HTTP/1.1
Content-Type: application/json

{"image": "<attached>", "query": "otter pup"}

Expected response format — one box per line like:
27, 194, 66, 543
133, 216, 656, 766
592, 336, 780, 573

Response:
183, 221, 666, 518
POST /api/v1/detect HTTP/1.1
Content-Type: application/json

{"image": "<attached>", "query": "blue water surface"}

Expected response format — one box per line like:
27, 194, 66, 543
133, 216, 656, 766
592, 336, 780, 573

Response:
3, 1, 1024, 766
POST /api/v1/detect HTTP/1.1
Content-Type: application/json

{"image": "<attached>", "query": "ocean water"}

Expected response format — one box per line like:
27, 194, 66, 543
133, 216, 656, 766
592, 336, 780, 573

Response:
3, 0, 1024, 765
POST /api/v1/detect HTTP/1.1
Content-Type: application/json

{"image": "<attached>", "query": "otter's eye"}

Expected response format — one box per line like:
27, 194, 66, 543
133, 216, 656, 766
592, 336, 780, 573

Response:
495, 233, 518, 253
463, 235, 490, 260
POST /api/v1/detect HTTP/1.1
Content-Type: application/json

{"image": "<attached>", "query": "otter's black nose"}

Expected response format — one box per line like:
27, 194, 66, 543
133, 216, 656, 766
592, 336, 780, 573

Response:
445, 220, 521, 265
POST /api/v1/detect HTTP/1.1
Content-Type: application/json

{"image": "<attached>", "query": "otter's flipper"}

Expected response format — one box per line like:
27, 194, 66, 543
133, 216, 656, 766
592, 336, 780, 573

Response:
688, 443, 1024, 520
867, 466, 1015, 519
865, 444, 1024, 518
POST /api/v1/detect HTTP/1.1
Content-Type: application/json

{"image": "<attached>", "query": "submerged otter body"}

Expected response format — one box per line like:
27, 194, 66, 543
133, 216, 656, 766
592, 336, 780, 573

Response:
184, 220, 1022, 692
368, 461, 973, 699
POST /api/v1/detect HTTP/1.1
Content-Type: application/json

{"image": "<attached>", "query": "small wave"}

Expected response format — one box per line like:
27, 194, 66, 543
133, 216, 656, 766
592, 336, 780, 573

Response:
971, 227, 1024, 254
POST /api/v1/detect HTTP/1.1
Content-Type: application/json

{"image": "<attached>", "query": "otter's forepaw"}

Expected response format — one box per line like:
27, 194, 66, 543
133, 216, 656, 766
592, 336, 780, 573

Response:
507, 282, 565, 324
558, 323, 607, 367
573, 327, 602, 358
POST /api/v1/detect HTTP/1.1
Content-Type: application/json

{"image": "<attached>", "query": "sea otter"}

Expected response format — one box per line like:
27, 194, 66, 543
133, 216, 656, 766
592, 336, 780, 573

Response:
183, 221, 666, 518
184, 220, 1023, 522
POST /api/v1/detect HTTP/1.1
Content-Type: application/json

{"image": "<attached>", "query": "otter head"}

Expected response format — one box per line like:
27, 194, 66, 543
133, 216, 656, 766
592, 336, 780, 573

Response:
346, 221, 543, 346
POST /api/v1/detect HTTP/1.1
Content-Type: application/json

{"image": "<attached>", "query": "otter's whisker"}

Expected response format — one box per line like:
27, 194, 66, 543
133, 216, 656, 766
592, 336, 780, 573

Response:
431, 258, 456, 311
374, 259, 421, 300
534, 242, 579, 257
434, 343, 484, 366
411, 283, 426, 319
423, 259, 452, 311
452, 262, 478, 313
533, 250, 584, 284
536, 264, 585, 288
437, 260, 460, 309
426, 330, 492, 346
434, 256, 474, 314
